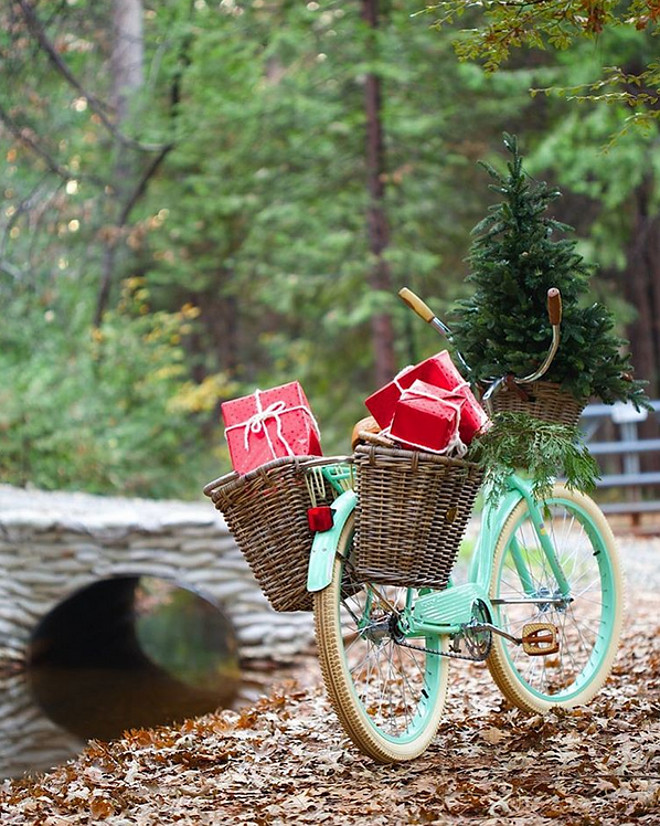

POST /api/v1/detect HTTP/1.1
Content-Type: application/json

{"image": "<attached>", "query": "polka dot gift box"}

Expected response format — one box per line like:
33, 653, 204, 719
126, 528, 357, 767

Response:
365, 350, 489, 449
222, 381, 322, 475
388, 380, 466, 455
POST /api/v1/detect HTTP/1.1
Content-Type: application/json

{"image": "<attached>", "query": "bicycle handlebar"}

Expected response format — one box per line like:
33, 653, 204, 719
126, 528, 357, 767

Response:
397, 285, 562, 391
547, 287, 562, 326
398, 287, 435, 323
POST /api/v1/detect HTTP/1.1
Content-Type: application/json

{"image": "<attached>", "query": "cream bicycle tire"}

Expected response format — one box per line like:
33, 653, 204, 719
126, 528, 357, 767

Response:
314, 513, 450, 763
487, 484, 625, 712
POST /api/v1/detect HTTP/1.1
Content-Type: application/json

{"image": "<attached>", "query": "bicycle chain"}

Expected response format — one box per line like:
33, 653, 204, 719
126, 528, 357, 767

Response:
394, 633, 492, 663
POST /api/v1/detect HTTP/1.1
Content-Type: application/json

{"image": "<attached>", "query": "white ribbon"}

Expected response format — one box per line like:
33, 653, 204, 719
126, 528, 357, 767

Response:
389, 383, 468, 458
392, 362, 470, 396
225, 388, 321, 461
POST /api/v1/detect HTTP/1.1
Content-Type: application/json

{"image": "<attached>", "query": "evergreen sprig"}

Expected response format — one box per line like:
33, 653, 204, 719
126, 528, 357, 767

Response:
467, 412, 600, 503
451, 133, 648, 410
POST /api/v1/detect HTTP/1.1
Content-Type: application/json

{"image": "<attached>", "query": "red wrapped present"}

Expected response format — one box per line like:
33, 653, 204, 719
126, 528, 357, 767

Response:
222, 381, 322, 474
451, 385, 490, 444
388, 380, 465, 454
365, 350, 489, 445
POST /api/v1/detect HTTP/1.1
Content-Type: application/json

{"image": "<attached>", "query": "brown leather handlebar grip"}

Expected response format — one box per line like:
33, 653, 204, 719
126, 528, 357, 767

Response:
547, 287, 562, 326
398, 287, 435, 323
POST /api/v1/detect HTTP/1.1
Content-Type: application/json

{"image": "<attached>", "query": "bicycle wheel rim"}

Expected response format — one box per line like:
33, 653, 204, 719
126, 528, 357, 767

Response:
491, 492, 622, 705
339, 580, 443, 745
315, 517, 448, 761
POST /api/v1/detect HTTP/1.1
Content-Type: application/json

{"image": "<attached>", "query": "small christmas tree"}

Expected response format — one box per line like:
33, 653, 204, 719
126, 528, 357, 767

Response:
451, 133, 647, 408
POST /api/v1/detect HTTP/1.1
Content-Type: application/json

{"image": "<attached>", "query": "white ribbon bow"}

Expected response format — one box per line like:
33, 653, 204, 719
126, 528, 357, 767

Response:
389, 382, 468, 458
225, 388, 320, 461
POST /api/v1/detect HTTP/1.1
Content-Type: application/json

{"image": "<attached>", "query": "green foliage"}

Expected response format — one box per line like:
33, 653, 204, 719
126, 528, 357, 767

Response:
137, 2, 539, 464
0, 279, 210, 498
467, 412, 600, 502
1, 1, 651, 496
424, 0, 660, 126
451, 134, 648, 407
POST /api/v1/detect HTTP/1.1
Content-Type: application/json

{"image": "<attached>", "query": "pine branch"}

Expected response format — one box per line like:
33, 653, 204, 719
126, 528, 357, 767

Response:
451, 134, 650, 407
466, 412, 600, 503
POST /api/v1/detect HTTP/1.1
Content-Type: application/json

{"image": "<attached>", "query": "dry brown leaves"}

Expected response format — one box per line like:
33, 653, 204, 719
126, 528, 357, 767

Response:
1, 593, 659, 826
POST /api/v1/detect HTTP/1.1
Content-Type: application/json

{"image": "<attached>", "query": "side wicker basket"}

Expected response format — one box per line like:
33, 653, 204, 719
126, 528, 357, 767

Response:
352, 444, 484, 589
203, 456, 348, 612
488, 381, 586, 427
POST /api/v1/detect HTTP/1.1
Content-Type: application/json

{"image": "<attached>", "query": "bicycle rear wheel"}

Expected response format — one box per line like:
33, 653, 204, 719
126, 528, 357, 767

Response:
488, 484, 624, 712
314, 512, 449, 762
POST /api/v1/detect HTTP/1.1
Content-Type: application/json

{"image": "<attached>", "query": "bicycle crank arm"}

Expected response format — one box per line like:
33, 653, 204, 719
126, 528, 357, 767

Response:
469, 622, 559, 656
469, 622, 520, 645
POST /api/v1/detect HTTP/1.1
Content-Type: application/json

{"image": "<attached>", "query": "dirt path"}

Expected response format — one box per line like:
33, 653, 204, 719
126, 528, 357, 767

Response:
1, 535, 659, 825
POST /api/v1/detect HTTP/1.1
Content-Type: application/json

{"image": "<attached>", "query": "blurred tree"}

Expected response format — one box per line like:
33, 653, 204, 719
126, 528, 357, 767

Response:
362, 0, 396, 387
523, 29, 660, 394
425, 0, 659, 131
423, 3, 660, 393
0, 0, 570, 493
0, 0, 200, 492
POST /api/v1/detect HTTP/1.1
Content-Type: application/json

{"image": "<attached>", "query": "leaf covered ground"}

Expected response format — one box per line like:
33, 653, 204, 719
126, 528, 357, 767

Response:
1, 593, 659, 826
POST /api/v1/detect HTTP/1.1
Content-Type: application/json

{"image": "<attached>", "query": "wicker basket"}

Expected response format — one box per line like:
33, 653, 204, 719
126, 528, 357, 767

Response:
203, 457, 349, 612
353, 444, 484, 589
489, 381, 586, 427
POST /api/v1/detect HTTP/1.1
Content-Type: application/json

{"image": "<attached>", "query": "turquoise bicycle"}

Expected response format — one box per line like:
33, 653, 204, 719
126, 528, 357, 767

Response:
306, 288, 625, 763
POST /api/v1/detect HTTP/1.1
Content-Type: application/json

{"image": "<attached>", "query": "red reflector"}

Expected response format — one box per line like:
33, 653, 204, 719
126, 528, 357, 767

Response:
308, 506, 334, 532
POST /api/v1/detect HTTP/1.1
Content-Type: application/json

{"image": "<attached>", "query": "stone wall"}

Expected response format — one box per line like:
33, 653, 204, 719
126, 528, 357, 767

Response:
0, 485, 318, 776
0, 484, 314, 667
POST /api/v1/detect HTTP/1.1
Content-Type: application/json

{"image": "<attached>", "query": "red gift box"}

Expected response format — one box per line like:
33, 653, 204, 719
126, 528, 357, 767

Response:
365, 350, 489, 444
222, 381, 322, 474
451, 385, 490, 444
389, 380, 465, 454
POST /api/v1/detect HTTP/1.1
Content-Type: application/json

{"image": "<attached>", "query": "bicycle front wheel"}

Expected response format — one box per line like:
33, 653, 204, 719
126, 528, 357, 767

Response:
314, 513, 449, 762
488, 483, 625, 712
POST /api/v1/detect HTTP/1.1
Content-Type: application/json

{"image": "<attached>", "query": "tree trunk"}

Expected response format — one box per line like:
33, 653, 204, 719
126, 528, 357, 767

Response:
621, 175, 660, 398
618, 174, 660, 473
111, 0, 144, 123
95, 0, 145, 326
362, 0, 396, 387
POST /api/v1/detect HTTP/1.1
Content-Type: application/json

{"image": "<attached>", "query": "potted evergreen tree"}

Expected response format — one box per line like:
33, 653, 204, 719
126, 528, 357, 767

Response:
451, 133, 648, 424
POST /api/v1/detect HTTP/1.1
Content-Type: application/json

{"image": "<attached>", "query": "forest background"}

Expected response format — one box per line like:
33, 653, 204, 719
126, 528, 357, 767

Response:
1, 0, 659, 500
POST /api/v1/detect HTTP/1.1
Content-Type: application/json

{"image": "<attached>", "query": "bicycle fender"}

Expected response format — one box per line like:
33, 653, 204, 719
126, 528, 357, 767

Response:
307, 489, 357, 593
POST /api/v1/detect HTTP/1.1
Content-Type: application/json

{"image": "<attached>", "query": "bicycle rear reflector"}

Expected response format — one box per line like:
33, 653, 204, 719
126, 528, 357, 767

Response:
308, 506, 334, 532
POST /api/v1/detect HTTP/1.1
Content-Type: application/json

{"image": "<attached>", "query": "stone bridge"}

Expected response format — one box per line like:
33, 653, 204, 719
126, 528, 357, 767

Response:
0, 484, 314, 777
0, 484, 313, 666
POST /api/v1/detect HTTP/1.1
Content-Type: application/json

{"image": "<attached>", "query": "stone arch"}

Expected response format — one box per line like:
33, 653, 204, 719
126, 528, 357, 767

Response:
0, 484, 314, 777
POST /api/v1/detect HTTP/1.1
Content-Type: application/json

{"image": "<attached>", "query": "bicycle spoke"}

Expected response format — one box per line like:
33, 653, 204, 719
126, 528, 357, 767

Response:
490, 491, 622, 706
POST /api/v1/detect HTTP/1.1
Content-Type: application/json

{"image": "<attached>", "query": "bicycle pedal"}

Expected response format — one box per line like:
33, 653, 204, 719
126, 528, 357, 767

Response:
521, 623, 559, 656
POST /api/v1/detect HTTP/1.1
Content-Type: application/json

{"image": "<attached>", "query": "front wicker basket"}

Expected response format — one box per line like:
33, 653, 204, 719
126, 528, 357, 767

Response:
353, 445, 484, 589
489, 381, 586, 427
203, 456, 342, 612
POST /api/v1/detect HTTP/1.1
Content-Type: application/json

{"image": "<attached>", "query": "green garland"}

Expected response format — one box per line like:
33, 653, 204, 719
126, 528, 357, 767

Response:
466, 412, 600, 503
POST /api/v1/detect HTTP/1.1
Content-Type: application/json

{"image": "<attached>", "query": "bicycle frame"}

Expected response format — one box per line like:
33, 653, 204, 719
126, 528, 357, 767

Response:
306, 470, 570, 644
307, 288, 623, 760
